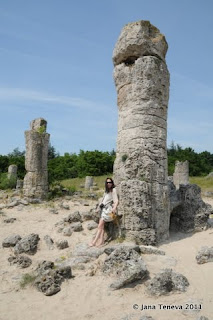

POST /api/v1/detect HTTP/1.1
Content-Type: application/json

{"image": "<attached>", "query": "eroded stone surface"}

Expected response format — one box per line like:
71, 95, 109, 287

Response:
14, 233, 40, 255
196, 246, 213, 264
23, 118, 49, 199
173, 160, 189, 189
103, 247, 148, 290
146, 268, 189, 296
113, 21, 170, 244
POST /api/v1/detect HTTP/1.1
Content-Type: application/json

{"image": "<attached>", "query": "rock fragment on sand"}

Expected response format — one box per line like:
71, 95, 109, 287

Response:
139, 245, 165, 255
34, 260, 72, 296
8, 255, 32, 268
2, 234, 22, 247
56, 240, 69, 250
14, 233, 40, 255
196, 246, 213, 264
146, 268, 189, 296
103, 247, 148, 290
43, 235, 54, 249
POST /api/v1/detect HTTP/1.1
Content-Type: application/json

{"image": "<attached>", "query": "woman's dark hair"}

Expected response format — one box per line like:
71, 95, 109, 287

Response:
105, 177, 115, 193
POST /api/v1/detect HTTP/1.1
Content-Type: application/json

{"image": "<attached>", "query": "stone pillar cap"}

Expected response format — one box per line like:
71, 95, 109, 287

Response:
113, 20, 168, 66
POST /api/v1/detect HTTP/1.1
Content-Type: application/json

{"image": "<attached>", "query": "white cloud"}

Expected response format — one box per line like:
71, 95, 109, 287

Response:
0, 87, 110, 111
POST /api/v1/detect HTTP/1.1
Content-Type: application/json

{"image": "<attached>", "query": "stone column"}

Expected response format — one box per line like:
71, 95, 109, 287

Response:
113, 21, 170, 244
173, 160, 189, 189
23, 118, 50, 199
85, 176, 93, 190
8, 165, 18, 181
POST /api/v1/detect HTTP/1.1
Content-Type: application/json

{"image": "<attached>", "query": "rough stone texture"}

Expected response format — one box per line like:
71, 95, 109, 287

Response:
80, 210, 94, 221
2, 234, 22, 247
16, 179, 24, 189
34, 260, 72, 296
23, 118, 50, 199
146, 268, 189, 296
64, 211, 82, 223
8, 255, 32, 268
139, 245, 165, 255
196, 246, 213, 264
73, 243, 104, 259
173, 160, 189, 189
113, 21, 170, 245
84, 176, 93, 189
3, 218, 16, 223
103, 247, 148, 290
56, 240, 69, 250
8, 164, 17, 181
87, 221, 98, 230
14, 233, 40, 255
169, 184, 212, 232
196, 317, 209, 320
43, 235, 54, 249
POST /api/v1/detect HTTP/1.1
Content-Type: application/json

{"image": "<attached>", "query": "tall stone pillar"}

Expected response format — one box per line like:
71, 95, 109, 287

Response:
8, 165, 18, 180
113, 21, 170, 244
173, 160, 189, 189
23, 118, 50, 199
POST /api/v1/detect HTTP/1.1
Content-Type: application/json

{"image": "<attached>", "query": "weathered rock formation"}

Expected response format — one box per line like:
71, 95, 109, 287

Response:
23, 118, 50, 199
173, 160, 189, 189
113, 21, 170, 244
196, 246, 213, 264
85, 176, 93, 189
168, 182, 212, 233
8, 165, 17, 182
146, 268, 189, 296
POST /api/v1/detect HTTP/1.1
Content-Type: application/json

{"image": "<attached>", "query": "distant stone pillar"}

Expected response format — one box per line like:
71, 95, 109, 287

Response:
113, 21, 170, 244
85, 176, 93, 189
8, 165, 18, 181
173, 161, 189, 189
23, 118, 50, 199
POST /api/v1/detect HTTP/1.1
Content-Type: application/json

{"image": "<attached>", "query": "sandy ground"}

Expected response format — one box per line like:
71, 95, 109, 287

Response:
0, 196, 212, 320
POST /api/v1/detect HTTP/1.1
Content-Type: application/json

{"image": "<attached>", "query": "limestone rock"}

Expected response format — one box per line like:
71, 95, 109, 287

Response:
113, 21, 170, 244
8, 165, 18, 184
139, 245, 165, 255
43, 235, 54, 249
170, 184, 212, 232
196, 246, 213, 264
23, 118, 49, 199
2, 234, 22, 247
146, 268, 189, 296
34, 260, 72, 296
87, 221, 98, 230
8, 255, 32, 268
85, 176, 93, 189
3, 218, 16, 223
103, 247, 148, 290
56, 240, 69, 250
173, 160, 189, 189
80, 210, 94, 221
73, 243, 104, 259
64, 211, 82, 223
14, 233, 40, 255
104, 244, 140, 256
62, 226, 73, 236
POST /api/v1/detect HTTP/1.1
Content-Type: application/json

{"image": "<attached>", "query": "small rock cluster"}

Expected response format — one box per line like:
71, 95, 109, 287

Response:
196, 246, 213, 264
146, 268, 189, 296
34, 260, 72, 296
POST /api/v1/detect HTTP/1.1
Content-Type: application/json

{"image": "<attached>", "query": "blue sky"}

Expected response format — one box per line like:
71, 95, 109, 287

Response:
0, 0, 212, 155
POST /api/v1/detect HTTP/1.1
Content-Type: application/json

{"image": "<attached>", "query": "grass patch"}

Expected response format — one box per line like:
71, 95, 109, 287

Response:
189, 176, 213, 193
20, 273, 36, 289
61, 175, 113, 192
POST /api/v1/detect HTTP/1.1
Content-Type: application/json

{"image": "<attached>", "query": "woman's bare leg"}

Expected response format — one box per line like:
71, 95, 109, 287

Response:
89, 218, 105, 246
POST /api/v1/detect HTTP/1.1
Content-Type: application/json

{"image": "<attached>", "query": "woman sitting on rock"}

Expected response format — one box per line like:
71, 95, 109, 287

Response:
89, 177, 118, 247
